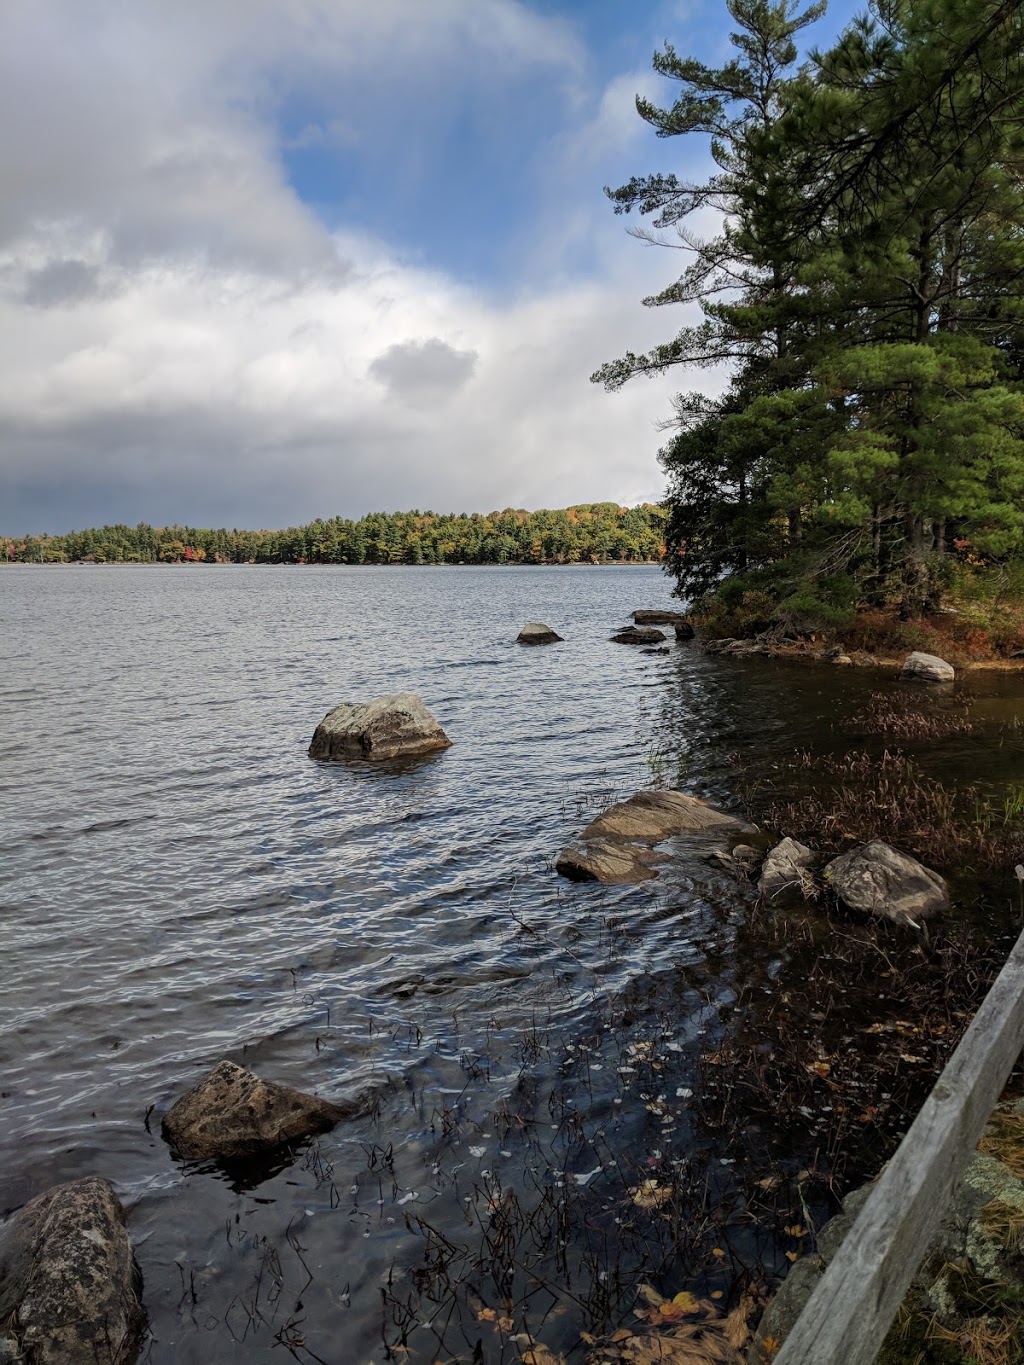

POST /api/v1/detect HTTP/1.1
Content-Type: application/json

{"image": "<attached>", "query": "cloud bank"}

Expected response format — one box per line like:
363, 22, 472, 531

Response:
0, 0, 697, 532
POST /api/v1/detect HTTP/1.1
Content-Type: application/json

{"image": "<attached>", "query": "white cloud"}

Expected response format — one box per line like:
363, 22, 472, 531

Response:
0, 0, 708, 531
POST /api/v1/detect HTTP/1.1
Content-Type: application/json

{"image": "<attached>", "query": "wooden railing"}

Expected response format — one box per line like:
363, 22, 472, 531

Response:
774, 925, 1024, 1365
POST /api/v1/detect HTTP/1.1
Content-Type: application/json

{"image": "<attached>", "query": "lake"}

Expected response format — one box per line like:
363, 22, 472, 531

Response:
2, 564, 1022, 1363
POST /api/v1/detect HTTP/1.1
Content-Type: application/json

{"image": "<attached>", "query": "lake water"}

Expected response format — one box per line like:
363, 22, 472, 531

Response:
2, 565, 1022, 1363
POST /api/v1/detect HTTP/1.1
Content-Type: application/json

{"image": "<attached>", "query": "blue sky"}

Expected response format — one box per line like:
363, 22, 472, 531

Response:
0, 0, 865, 534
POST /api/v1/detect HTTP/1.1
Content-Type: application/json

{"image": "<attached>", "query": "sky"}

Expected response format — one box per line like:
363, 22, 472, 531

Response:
0, 0, 862, 535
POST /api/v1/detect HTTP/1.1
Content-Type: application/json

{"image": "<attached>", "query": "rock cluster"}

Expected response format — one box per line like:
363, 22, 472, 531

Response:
0, 1177, 145, 1365
755, 836, 949, 927
309, 692, 451, 762
557, 790, 752, 884
162, 1059, 356, 1160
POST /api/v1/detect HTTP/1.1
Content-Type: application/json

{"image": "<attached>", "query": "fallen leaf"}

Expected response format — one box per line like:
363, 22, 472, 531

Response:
805, 1061, 831, 1078
632, 1181, 673, 1209
784, 1250, 799, 1263
783, 1224, 807, 1238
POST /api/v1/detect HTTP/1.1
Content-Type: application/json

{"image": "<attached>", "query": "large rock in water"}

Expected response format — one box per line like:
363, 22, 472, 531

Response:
0, 1177, 145, 1365
517, 622, 563, 645
632, 610, 689, 625
163, 1059, 356, 1160
824, 839, 950, 926
610, 626, 666, 645
309, 692, 451, 761
902, 650, 955, 683
759, 837, 816, 901
557, 790, 753, 885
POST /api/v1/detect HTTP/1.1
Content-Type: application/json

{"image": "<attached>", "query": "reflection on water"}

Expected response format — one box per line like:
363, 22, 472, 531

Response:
1, 565, 1023, 1362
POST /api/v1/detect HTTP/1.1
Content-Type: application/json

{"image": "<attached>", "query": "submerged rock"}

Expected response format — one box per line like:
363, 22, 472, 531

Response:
0, 1176, 145, 1365
557, 790, 753, 885
824, 839, 950, 926
309, 692, 451, 762
632, 610, 689, 625
163, 1059, 357, 1160
610, 626, 666, 645
902, 650, 955, 683
759, 837, 817, 901
516, 622, 563, 645
555, 839, 669, 884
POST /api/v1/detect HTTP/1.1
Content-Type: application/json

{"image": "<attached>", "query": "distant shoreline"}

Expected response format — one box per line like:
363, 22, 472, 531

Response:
1, 559, 666, 569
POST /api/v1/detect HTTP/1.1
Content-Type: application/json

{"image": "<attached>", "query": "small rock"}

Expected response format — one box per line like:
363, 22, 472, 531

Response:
822, 644, 847, 661
824, 839, 950, 926
731, 843, 760, 867
674, 621, 696, 641
517, 622, 563, 645
902, 650, 955, 684
759, 837, 817, 901
832, 654, 853, 666
309, 692, 451, 762
703, 637, 738, 654
632, 610, 689, 625
641, 647, 670, 655
0, 1177, 145, 1365
163, 1059, 358, 1160
610, 626, 666, 645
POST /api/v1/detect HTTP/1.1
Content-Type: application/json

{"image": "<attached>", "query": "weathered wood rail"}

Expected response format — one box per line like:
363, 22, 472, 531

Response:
774, 923, 1024, 1365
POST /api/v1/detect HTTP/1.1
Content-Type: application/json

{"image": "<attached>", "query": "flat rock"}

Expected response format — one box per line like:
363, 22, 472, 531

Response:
0, 1176, 145, 1365
632, 610, 689, 625
824, 839, 950, 926
759, 837, 817, 901
902, 650, 955, 683
582, 790, 752, 844
517, 622, 563, 645
163, 1059, 356, 1160
555, 840, 669, 884
610, 626, 667, 645
309, 692, 451, 761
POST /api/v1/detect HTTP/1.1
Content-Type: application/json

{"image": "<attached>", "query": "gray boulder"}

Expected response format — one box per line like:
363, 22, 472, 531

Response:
610, 626, 667, 645
517, 622, 563, 645
0, 1177, 145, 1364
902, 650, 955, 683
824, 839, 950, 926
309, 692, 451, 761
632, 610, 689, 625
674, 621, 696, 641
759, 837, 817, 901
163, 1059, 357, 1160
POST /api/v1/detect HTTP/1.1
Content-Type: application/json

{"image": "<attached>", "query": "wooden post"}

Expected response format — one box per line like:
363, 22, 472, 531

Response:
775, 925, 1024, 1365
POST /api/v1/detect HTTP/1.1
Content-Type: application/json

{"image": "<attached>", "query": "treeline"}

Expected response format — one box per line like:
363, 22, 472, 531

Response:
2, 503, 667, 566
599, 0, 1024, 626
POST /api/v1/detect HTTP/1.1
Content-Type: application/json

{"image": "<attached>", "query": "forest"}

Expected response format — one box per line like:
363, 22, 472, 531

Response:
597, 0, 1024, 640
0, 503, 666, 567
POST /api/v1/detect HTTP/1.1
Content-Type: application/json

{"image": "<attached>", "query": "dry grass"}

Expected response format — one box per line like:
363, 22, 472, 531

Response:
978, 1112, 1024, 1180
763, 749, 1024, 874
979, 1199, 1024, 1255
847, 692, 976, 743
